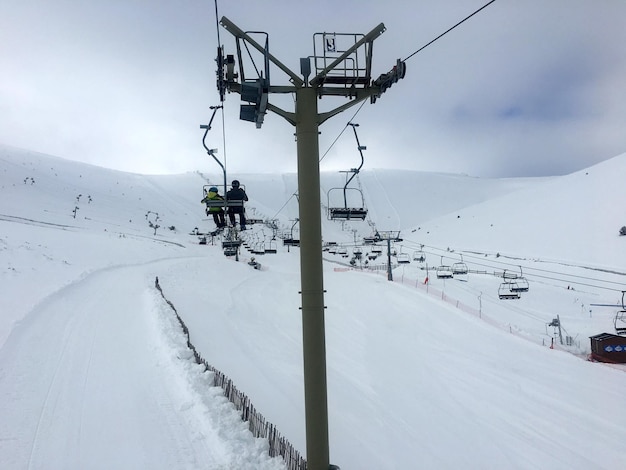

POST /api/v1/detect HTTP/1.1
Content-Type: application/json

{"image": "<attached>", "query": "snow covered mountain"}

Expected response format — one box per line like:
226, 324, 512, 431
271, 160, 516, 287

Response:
1, 143, 626, 469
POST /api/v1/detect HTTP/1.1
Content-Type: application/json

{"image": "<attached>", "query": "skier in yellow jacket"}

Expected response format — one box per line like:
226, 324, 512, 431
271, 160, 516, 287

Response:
201, 186, 226, 229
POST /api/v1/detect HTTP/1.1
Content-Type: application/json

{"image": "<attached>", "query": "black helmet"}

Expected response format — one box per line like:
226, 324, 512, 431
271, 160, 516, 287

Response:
231, 180, 240, 188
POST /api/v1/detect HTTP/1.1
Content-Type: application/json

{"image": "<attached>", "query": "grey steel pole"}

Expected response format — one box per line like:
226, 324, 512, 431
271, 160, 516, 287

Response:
387, 238, 393, 281
295, 85, 330, 470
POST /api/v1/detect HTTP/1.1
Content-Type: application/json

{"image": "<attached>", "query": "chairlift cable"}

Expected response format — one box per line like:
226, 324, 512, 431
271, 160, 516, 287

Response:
242, 41, 262, 78
319, 100, 367, 163
402, 0, 498, 62
267, 81, 368, 220
211, 0, 228, 189
270, 192, 298, 220
397, 239, 624, 292
213, 0, 222, 48
408, 241, 626, 286
443, 249, 626, 287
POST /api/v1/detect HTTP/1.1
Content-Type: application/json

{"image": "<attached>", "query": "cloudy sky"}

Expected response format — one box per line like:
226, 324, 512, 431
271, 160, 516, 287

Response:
2, 0, 625, 177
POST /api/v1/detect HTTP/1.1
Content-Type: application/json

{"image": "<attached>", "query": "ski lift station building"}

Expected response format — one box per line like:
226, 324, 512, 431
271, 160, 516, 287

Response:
589, 333, 626, 363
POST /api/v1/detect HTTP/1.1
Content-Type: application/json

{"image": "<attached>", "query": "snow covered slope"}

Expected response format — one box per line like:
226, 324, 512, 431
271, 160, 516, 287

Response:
1, 143, 626, 469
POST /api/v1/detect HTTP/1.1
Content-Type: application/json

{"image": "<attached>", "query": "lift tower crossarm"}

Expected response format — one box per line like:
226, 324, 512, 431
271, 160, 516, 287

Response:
267, 103, 296, 126
318, 92, 371, 125
309, 23, 386, 87
220, 16, 304, 88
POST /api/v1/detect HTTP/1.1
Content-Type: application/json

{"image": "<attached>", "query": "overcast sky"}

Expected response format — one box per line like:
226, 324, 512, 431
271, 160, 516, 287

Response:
2, 0, 625, 178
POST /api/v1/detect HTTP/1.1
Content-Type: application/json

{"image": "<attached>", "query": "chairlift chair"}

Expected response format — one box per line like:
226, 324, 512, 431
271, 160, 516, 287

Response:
452, 263, 469, 275
436, 266, 453, 279
250, 243, 264, 255
510, 277, 529, 292
223, 246, 238, 257
397, 253, 411, 264
327, 123, 368, 221
264, 240, 277, 254
452, 255, 468, 275
614, 311, 626, 335
498, 282, 521, 300
327, 188, 368, 220
452, 262, 468, 275
283, 219, 300, 247
436, 256, 453, 279
508, 267, 528, 292
200, 109, 249, 223
222, 239, 242, 249
413, 250, 426, 262
202, 184, 247, 211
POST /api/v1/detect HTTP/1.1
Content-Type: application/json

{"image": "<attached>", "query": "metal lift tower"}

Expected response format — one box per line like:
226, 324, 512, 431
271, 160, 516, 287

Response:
216, 18, 405, 470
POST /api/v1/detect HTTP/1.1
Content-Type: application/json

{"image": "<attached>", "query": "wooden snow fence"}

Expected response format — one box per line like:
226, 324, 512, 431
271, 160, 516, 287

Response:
154, 277, 306, 470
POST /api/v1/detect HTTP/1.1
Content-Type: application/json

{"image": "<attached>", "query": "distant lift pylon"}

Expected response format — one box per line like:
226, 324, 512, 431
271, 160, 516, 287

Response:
328, 123, 368, 221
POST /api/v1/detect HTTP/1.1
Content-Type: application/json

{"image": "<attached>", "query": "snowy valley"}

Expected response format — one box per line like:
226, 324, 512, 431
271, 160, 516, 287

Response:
1, 143, 626, 469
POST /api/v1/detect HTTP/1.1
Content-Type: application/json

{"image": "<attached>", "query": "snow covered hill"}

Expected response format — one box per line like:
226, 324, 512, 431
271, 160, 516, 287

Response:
1, 143, 626, 469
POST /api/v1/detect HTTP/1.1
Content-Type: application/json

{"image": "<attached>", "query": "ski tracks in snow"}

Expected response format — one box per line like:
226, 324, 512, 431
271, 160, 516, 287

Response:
369, 169, 401, 231
0, 259, 282, 469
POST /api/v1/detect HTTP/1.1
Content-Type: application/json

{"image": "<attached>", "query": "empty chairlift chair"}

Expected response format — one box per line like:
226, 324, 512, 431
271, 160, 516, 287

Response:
397, 253, 411, 264
264, 239, 277, 254
452, 255, 468, 275
283, 219, 300, 247
436, 265, 454, 279
508, 267, 529, 293
252, 242, 266, 255
327, 123, 368, 221
510, 277, 529, 293
371, 245, 383, 256
498, 281, 521, 300
436, 256, 454, 279
223, 246, 238, 257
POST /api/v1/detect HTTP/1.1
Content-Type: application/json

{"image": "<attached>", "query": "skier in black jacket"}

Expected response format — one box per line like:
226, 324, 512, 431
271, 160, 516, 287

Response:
226, 180, 249, 229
